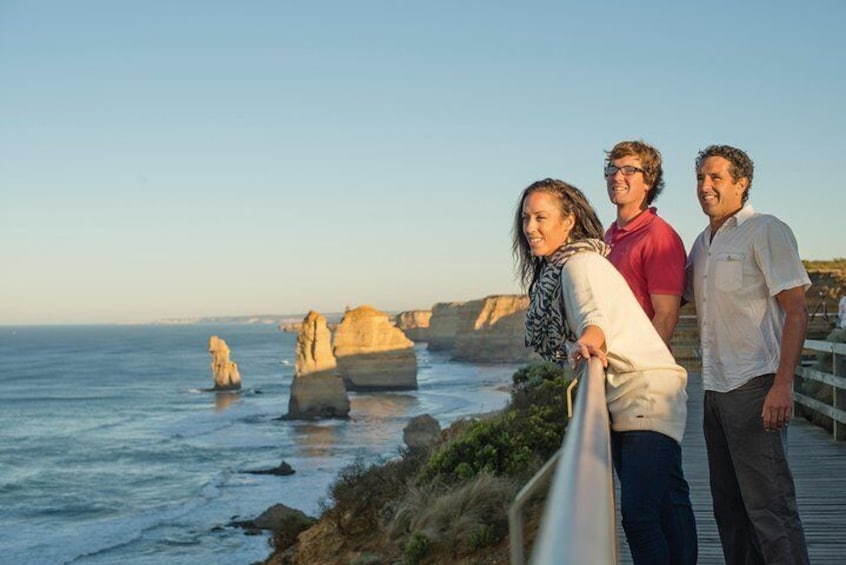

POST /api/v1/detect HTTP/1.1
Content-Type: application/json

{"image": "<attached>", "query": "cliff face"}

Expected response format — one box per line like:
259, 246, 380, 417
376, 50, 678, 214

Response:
288, 311, 350, 419
426, 302, 465, 351
208, 336, 242, 391
333, 305, 418, 391
452, 295, 538, 363
394, 310, 432, 342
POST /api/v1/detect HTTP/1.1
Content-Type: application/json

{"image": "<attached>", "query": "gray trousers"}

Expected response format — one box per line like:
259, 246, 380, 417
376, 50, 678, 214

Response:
703, 374, 810, 565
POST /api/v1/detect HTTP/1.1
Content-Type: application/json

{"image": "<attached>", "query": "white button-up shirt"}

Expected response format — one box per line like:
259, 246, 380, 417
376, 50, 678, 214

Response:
685, 205, 811, 392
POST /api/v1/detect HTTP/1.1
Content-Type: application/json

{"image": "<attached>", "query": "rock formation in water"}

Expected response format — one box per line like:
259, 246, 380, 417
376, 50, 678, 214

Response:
208, 335, 242, 391
228, 503, 316, 545
426, 301, 465, 351
403, 414, 442, 451
287, 311, 350, 419
243, 459, 296, 476
452, 295, 538, 363
333, 305, 418, 391
394, 309, 432, 342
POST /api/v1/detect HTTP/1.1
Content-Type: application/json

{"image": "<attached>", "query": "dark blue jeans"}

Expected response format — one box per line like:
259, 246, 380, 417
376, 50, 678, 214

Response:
612, 430, 698, 565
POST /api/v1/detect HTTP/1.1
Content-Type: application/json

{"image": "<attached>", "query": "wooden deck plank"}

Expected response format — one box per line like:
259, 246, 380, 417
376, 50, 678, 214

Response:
618, 370, 846, 564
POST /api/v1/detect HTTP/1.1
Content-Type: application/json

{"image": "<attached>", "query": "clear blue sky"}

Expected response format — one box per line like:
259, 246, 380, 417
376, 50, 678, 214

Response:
2, 1, 844, 325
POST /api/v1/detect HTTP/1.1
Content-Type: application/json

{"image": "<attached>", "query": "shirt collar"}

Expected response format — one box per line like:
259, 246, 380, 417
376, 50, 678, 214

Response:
719, 204, 756, 231
733, 204, 756, 226
610, 206, 657, 236
699, 204, 756, 242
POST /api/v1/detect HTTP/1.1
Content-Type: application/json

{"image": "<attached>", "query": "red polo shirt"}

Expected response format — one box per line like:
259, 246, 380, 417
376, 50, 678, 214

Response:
604, 207, 686, 319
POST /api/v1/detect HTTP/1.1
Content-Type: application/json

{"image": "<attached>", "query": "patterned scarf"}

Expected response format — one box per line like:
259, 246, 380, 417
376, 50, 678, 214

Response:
524, 238, 611, 363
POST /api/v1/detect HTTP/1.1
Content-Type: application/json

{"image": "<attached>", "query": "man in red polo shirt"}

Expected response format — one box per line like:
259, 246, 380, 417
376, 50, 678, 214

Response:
604, 140, 686, 347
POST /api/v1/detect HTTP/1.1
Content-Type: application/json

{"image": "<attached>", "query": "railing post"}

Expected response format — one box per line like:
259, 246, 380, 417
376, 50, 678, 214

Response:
834, 349, 845, 441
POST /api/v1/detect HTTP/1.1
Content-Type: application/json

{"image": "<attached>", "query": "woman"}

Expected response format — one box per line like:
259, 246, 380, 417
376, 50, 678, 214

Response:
514, 178, 697, 565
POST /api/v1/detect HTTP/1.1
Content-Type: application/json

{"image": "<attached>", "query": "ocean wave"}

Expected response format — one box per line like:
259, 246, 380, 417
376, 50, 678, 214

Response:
61, 474, 228, 564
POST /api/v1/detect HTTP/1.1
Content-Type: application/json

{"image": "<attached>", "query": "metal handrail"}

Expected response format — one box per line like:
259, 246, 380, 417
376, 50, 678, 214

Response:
508, 356, 617, 564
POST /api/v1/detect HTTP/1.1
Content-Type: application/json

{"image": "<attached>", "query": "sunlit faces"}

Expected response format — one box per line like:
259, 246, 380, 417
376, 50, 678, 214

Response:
521, 191, 574, 258
606, 155, 651, 214
696, 156, 747, 228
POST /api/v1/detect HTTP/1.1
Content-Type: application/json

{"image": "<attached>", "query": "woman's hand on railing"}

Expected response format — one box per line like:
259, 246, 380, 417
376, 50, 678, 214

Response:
567, 340, 608, 369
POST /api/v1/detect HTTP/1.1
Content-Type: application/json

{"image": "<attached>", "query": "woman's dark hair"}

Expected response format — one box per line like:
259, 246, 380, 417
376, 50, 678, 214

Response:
512, 178, 604, 291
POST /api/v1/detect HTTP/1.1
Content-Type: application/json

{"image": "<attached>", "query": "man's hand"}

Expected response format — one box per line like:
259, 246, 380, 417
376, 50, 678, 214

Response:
762, 380, 793, 431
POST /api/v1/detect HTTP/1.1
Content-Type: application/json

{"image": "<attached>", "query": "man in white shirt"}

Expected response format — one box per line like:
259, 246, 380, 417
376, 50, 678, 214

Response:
685, 145, 810, 565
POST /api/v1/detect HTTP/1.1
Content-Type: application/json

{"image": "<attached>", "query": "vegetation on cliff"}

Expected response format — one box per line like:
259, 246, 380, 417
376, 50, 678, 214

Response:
266, 361, 573, 565
803, 258, 846, 271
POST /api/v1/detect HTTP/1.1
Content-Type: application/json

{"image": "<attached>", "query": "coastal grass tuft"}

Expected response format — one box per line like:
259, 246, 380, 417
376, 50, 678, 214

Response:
391, 473, 518, 561
402, 531, 431, 564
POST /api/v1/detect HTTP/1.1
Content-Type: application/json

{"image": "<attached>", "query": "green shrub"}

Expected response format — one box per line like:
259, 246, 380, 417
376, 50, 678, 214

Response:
512, 360, 569, 389
419, 362, 573, 485
403, 531, 431, 564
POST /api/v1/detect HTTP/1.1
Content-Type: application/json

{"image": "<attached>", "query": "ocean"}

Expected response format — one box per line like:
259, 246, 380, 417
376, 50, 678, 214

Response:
0, 324, 520, 565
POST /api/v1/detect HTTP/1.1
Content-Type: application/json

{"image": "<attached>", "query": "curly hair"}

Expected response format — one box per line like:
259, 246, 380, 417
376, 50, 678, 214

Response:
695, 145, 755, 203
512, 178, 605, 291
604, 140, 665, 205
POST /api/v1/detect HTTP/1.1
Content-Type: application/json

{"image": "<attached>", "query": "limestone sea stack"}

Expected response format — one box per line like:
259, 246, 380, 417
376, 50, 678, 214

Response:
333, 305, 418, 391
287, 311, 350, 419
452, 295, 538, 363
209, 336, 242, 391
394, 309, 432, 342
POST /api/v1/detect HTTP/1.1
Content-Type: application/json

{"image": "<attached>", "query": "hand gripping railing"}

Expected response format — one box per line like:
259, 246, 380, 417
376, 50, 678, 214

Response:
508, 356, 617, 564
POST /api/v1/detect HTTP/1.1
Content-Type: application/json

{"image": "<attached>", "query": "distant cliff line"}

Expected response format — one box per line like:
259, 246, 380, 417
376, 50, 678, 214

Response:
153, 313, 347, 326
150, 260, 845, 327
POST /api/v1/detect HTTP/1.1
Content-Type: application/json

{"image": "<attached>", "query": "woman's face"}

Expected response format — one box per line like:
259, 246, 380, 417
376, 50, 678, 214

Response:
521, 191, 573, 259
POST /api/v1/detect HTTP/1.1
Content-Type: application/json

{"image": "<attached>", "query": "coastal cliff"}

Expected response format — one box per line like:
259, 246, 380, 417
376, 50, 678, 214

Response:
394, 310, 432, 342
426, 301, 464, 351
452, 295, 537, 363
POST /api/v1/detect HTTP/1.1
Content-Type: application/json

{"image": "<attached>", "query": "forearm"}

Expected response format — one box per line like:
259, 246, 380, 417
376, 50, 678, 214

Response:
651, 312, 678, 347
775, 307, 808, 386
650, 293, 681, 346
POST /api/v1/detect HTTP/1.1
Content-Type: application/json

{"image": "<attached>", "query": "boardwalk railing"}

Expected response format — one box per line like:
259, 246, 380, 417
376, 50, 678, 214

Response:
508, 357, 616, 564
796, 339, 846, 440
